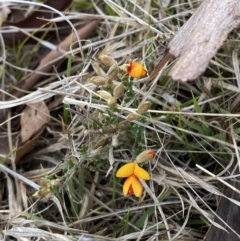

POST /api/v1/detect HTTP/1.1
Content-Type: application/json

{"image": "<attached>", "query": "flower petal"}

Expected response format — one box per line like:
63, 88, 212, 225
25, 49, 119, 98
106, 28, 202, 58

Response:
127, 62, 147, 78
116, 163, 135, 178
134, 164, 150, 180
131, 176, 143, 197
123, 176, 134, 196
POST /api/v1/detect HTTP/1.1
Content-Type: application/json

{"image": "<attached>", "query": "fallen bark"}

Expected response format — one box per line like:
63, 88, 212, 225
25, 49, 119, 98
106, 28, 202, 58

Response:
150, 0, 240, 82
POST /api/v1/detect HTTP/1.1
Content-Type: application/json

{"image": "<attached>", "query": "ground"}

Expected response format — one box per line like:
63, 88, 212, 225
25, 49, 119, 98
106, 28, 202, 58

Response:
0, 0, 240, 240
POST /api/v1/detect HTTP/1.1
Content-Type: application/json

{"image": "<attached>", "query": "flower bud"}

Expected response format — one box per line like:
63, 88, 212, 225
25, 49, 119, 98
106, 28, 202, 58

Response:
107, 96, 117, 108
51, 179, 60, 187
99, 54, 117, 67
135, 150, 155, 163
137, 101, 151, 114
91, 76, 107, 86
118, 121, 131, 131
126, 113, 138, 121
32, 178, 60, 199
97, 90, 112, 100
93, 137, 108, 149
113, 83, 125, 99
107, 64, 119, 80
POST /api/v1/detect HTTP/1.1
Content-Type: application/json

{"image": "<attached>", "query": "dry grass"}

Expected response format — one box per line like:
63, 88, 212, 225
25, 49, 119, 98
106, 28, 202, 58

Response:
1, 0, 240, 240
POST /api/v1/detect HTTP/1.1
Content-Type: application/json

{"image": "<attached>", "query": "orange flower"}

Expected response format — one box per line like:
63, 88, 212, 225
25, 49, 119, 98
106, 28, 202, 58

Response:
127, 61, 147, 78
116, 162, 150, 197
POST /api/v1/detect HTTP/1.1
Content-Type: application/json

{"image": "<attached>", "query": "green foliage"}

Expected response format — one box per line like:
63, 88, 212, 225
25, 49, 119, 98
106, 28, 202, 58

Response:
74, 0, 93, 10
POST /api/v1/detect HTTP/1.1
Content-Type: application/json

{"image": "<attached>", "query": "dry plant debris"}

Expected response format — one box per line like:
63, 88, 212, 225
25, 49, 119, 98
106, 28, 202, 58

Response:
2, 0, 73, 46
20, 101, 50, 142
1, 0, 240, 241
150, 0, 240, 82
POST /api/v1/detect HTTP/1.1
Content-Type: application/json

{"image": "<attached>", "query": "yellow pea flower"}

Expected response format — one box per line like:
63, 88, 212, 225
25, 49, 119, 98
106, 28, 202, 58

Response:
116, 162, 150, 179
127, 61, 147, 78
116, 162, 150, 197
123, 175, 142, 197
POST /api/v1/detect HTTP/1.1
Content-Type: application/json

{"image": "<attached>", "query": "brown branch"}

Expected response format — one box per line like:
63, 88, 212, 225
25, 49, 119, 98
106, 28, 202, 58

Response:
0, 20, 99, 119
11, 20, 100, 100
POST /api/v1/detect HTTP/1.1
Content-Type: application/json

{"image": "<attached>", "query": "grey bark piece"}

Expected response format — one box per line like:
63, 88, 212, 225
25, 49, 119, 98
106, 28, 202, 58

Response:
168, 0, 240, 82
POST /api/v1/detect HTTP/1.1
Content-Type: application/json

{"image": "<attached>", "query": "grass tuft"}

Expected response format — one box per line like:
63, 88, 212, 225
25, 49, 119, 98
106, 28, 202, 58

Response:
1, 0, 240, 240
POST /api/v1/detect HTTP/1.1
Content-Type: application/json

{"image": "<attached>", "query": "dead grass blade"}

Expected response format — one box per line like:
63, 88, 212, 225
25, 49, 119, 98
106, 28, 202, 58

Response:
9, 20, 100, 100
2, 0, 73, 46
